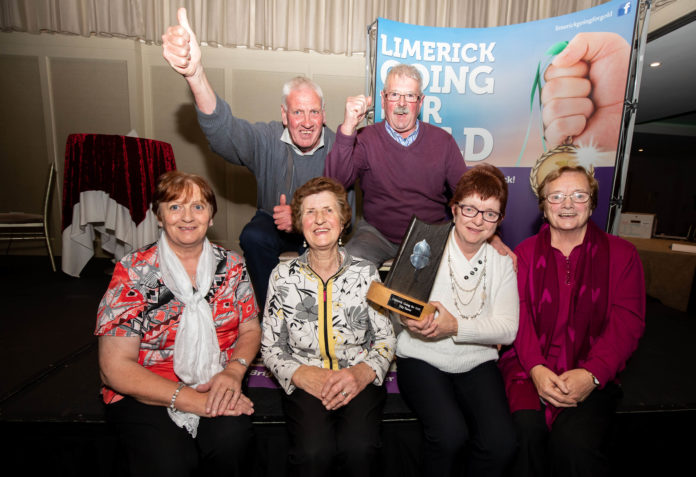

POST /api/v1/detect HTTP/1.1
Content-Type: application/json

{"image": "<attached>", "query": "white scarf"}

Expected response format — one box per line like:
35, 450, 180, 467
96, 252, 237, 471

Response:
158, 232, 222, 437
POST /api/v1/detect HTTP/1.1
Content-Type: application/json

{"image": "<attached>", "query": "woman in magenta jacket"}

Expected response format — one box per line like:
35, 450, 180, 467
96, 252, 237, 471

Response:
499, 165, 645, 477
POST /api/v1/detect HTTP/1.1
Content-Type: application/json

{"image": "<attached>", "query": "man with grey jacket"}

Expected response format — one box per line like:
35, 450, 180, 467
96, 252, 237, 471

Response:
163, 8, 335, 307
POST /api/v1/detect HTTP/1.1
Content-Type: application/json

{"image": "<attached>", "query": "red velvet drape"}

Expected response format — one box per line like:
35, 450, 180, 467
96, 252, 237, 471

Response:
62, 134, 177, 230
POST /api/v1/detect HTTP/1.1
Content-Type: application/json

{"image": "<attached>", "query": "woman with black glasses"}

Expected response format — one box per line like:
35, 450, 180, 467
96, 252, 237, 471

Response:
396, 163, 519, 477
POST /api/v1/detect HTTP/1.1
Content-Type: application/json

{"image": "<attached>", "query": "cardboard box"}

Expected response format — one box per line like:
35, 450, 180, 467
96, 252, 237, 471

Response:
671, 242, 696, 254
619, 213, 656, 238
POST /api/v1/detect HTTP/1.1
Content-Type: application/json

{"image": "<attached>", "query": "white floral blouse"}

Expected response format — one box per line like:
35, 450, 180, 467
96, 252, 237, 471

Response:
261, 248, 396, 394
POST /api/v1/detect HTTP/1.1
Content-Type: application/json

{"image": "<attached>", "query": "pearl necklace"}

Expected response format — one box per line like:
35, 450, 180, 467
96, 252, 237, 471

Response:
447, 244, 487, 320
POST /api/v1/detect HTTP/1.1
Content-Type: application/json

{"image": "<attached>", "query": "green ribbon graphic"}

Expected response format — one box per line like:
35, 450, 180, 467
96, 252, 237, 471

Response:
515, 40, 569, 166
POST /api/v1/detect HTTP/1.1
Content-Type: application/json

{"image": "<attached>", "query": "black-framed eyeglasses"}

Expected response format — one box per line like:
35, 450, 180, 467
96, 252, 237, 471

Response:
544, 191, 591, 204
384, 91, 421, 103
456, 204, 501, 223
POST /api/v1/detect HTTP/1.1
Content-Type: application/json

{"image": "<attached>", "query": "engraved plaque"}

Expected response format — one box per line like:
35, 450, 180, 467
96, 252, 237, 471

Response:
367, 215, 451, 319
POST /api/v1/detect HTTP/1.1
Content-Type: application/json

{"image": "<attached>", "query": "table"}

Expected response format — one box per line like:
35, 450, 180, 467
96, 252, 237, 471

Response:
61, 133, 177, 277
623, 236, 696, 313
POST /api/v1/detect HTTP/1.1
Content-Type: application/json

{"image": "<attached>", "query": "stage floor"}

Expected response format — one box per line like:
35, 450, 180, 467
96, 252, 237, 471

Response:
1, 255, 695, 475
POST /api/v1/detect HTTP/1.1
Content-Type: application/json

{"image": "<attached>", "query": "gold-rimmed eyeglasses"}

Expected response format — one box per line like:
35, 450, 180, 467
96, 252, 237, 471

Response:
544, 191, 591, 204
384, 91, 421, 103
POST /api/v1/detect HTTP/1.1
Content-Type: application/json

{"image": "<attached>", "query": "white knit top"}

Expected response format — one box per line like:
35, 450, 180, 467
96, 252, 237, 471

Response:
396, 232, 519, 374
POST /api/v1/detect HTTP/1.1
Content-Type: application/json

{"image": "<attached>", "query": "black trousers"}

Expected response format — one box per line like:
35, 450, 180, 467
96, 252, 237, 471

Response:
281, 384, 386, 477
105, 396, 254, 477
396, 358, 517, 477
239, 210, 304, 308
509, 383, 622, 477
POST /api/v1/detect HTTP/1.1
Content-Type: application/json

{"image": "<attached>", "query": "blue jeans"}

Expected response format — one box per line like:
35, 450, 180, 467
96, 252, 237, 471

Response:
239, 210, 304, 310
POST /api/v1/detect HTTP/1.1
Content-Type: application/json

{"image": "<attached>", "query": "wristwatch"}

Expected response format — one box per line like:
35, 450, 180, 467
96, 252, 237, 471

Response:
231, 357, 248, 368
588, 370, 600, 386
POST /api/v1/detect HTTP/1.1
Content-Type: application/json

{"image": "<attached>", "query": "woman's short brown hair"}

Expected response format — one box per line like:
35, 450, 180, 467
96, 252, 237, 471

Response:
291, 177, 351, 233
151, 171, 217, 219
450, 163, 508, 218
537, 166, 599, 212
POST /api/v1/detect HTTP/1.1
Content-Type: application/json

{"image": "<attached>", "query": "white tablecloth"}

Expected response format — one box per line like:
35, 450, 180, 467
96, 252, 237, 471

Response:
61, 190, 160, 277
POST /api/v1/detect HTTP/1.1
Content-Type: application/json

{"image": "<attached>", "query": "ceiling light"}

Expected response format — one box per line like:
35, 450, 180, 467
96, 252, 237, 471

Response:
649, 61, 661, 67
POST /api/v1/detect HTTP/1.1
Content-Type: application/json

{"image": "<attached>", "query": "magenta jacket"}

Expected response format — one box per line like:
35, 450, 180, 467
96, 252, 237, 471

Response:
499, 226, 646, 416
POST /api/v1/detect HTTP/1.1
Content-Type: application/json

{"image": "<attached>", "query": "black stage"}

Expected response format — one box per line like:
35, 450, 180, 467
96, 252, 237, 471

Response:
1, 256, 695, 476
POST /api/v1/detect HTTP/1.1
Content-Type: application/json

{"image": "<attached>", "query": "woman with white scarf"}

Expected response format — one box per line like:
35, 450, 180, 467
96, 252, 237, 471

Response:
97, 171, 261, 476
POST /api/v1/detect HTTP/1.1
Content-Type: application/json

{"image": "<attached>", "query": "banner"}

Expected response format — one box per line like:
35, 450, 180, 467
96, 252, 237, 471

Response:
374, 0, 639, 248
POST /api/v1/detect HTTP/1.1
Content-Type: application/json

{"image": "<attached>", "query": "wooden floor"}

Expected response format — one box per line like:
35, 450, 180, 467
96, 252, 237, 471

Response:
1, 255, 695, 475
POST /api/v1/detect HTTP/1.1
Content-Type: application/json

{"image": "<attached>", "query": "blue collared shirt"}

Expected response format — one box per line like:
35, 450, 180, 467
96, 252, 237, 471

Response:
384, 120, 420, 147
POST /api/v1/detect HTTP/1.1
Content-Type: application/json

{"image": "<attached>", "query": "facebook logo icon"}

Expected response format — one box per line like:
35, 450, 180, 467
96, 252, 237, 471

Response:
618, 2, 632, 16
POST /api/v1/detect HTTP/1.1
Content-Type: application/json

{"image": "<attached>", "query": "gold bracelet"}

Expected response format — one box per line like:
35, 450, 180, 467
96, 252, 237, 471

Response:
169, 382, 185, 412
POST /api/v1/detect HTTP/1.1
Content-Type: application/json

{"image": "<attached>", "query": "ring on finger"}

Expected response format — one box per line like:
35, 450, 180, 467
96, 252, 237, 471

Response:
341, 391, 348, 397
227, 387, 235, 393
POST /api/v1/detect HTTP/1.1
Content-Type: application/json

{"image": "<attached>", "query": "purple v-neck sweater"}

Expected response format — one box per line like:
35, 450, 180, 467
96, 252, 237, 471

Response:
326, 121, 467, 243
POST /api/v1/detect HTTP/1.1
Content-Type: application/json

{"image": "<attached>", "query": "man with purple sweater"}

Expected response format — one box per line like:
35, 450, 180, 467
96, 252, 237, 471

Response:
325, 64, 468, 266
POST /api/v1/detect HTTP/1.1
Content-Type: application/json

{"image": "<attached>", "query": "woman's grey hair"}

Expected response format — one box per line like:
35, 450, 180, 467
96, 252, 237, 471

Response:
281, 76, 324, 108
383, 64, 423, 95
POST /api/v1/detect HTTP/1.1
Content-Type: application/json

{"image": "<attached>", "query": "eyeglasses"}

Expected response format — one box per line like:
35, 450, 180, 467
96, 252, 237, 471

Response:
456, 204, 501, 223
384, 91, 421, 103
544, 191, 591, 204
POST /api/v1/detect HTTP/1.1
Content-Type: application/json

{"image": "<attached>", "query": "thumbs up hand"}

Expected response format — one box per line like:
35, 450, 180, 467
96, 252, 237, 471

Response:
162, 8, 202, 78
273, 194, 293, 232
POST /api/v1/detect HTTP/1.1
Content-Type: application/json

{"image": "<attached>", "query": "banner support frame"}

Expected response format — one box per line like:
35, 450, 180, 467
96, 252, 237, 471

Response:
366, 19, 378, 125
608, 0, 653, 235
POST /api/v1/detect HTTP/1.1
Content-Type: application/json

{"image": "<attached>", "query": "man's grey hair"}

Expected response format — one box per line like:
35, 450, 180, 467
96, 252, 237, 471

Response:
281, 76, 324, 108
383, 64, 423, 95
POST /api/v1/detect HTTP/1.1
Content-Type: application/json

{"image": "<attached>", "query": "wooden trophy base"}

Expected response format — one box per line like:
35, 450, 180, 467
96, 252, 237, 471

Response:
367, 281, 435, 320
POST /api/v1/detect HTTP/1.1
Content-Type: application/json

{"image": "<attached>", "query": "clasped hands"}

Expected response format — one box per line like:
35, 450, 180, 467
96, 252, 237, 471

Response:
529, 364, 597, 408
195, 364, 254, 417
292, 363, 376, 411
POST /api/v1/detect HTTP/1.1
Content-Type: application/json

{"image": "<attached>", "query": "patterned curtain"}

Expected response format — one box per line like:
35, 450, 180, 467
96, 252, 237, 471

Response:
0, 0, 614, 55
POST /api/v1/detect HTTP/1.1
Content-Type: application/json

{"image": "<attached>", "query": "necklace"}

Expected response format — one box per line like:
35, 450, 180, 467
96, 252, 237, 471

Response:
447, 244, 487, 320
307, 249, 342, 276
